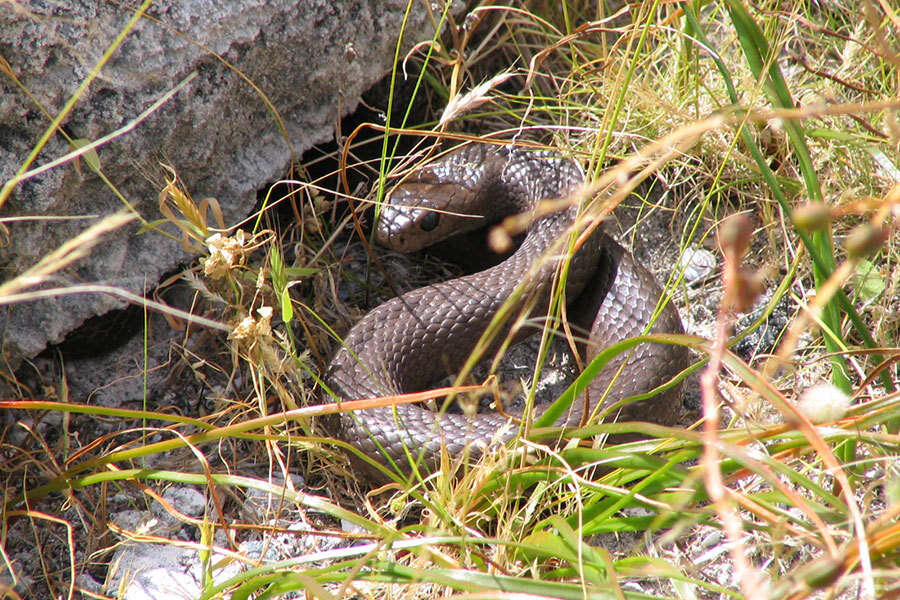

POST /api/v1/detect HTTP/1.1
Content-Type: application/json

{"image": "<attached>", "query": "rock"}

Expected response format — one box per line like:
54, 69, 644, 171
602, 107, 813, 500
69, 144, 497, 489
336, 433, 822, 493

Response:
680, 246, 717, 283
0, 0, 459, 378
106, 482, 342, 599
107, 542, 243, 600
149, 486, 209, 535
242, 474, 306, 521
733, 293, 791, 361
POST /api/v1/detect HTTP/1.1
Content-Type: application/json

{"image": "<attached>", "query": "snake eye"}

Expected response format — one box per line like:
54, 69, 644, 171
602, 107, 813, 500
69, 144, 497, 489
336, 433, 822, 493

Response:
420, 211, 440, 232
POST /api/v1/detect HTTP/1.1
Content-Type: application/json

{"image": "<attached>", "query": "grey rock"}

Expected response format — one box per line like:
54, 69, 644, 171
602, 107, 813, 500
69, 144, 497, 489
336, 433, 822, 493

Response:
108, 541, 243, 600
242, 474, 306, 521
0, 0, 459, 377
76, 572, 105, 595
156, 486, 208, 519
111, 509, 147, 531
148, 486, 209, 534
341, 518, 368, 535
733, 292, 791, 361
680, 246, 717, 283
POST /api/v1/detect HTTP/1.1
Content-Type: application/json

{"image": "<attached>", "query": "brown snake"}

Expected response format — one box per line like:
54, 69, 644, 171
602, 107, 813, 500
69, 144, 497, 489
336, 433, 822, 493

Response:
325, 143, 687, 471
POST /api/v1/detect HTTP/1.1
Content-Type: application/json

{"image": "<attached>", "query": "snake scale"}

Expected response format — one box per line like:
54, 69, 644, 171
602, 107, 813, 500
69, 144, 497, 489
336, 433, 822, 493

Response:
325, 143, 687, 471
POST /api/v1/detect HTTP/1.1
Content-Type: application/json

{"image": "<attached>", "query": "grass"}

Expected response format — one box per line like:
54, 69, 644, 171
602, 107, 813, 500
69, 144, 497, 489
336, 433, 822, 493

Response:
2, 1, 899, 599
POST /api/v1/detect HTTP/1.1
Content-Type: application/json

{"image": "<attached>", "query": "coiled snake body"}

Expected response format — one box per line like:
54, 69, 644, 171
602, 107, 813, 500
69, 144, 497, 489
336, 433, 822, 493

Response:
326, 144, 687, 470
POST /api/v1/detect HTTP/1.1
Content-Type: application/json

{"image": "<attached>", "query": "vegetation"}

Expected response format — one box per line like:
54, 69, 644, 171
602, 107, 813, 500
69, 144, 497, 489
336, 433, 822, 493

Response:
2, 1, 898, 599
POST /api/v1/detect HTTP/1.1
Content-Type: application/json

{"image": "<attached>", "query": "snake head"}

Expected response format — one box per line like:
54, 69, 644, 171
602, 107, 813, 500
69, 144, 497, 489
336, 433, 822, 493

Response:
376, 182, 489, 253
376, 145, 522, 253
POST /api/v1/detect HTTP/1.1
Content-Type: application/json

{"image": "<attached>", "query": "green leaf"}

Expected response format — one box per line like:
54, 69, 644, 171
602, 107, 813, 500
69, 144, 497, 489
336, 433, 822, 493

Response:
285, 266, 318, 278
269, 245, 286, 289
279, 286, 294, 323
366, 561, 620, 599
805, 128, 855, 142
70, 138, 101, 174
853, 259, 886, 301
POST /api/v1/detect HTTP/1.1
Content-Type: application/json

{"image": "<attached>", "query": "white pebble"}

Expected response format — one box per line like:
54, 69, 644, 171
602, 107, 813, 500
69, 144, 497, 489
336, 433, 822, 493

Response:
680, 246, 717, 283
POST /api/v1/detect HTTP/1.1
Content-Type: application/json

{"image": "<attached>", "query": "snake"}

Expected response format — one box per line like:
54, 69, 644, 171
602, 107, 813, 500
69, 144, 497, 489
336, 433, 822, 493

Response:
324, 143, 687, 471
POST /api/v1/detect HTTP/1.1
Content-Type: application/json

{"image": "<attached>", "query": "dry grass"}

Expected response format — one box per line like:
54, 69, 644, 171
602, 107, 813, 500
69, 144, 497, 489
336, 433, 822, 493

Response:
2, 1, 899, 599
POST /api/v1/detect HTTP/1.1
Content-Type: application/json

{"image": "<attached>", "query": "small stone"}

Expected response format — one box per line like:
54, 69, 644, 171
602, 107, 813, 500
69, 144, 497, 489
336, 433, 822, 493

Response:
111, 510, 148, 533
158, 486, 208, 518
680, 247, 717, 283
341, 519, 368, 535
76, 573, 104, 595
